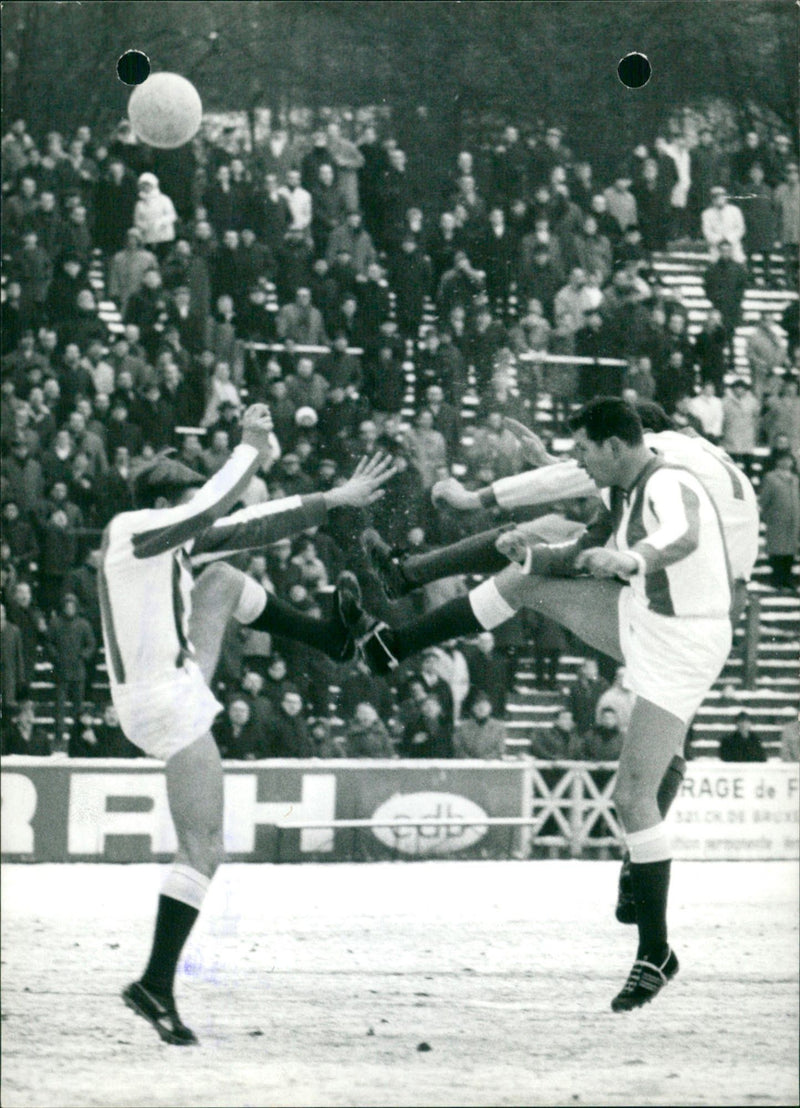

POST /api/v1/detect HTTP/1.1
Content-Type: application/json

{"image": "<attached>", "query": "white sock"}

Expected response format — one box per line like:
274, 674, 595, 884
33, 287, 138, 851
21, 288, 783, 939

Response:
233, 576, 267, 624
468, 578, 518, 630
162, 863, 211, 910
626, 822, 671, 864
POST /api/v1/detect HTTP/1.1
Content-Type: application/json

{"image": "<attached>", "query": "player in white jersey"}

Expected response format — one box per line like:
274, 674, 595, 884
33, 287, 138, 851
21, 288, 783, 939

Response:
356, 399, 748, 1011
373, 406, 757, 589
102, 405, 396, 1044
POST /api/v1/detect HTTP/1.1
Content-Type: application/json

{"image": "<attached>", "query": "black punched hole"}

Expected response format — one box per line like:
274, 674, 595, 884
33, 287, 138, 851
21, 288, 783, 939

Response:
117, 50, 151, 86
617, 52, 651, 90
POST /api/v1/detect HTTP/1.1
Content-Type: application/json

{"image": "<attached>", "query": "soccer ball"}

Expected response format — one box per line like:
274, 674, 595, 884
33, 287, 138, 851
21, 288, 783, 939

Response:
127, 72, 202, 149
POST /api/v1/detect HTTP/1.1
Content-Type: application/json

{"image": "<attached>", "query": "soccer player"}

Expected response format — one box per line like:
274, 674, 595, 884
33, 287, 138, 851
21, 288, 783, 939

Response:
357, 399, 746, 1010
100, 404, 395, 1044
359, 402, 759, 927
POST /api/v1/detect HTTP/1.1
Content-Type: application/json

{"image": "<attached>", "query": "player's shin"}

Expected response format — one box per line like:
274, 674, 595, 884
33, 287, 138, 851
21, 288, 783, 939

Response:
617, 755, 686, 924
401, 528, 510, 586
361, 577, 518, 671
140, 865, 210, 1001
625, 824, 672, 963
241, 584, 352, 661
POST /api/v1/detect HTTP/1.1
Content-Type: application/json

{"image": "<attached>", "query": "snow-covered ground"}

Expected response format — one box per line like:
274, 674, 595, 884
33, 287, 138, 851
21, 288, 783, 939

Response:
2, 859, 797, 1107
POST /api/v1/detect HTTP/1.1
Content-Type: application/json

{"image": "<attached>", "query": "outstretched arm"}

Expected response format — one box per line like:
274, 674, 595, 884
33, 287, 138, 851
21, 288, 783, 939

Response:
132, 405, 274, 559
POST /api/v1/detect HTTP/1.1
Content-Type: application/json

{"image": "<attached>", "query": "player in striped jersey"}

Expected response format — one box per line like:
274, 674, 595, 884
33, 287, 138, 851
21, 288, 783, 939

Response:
104, 405, 396, 1044
358, 401, 758, 930
356, 400, 748, 1010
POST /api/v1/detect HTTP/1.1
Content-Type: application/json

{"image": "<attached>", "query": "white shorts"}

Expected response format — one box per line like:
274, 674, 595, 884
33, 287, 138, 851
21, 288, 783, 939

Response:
112, 660, 223, 761
617, 588, 732, 725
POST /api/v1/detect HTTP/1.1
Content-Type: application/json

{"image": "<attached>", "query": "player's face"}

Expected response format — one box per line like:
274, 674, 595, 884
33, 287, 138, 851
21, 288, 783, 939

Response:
572, 427, 617, 487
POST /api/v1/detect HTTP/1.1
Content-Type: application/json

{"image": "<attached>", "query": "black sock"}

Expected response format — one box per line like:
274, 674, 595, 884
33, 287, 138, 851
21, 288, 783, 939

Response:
249, 593, 345, 659
140, 895, 199, 1000
390, 595, 483, 661
403, 528, 508, 586
630, 859, 671, 962
657, 755, 686, 817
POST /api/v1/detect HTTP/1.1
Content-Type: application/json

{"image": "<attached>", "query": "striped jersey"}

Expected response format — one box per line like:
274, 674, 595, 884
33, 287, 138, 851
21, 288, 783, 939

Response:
99, 444, 327, 690
609, 455, 732, 619
491, 429, 759, 581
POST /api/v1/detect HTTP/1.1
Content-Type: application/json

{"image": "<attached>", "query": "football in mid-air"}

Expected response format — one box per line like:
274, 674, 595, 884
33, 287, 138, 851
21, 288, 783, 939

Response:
128, 72, 202, 149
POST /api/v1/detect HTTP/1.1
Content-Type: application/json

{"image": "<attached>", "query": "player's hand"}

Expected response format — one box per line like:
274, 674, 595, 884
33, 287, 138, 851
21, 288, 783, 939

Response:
431, 477, 481, 511
241, 403, 274, 458
326, 452, 398, 508
574, 547, 638, 579
502, 418, 557, 467
494, 528, 530, 565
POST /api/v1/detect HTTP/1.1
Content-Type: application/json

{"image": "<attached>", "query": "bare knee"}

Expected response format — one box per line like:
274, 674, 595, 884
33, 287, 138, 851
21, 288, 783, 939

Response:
178, 825, 225, 879
195, 561, 242, 600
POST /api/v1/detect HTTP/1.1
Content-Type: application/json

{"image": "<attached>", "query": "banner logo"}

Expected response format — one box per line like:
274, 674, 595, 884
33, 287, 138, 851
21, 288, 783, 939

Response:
371, 791, 489, 855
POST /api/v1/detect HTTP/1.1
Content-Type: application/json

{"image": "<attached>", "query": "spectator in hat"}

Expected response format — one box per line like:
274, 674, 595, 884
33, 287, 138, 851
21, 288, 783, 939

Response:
702, 187, 746, 263
133, 172, 177, 259
719, 712, 768, 762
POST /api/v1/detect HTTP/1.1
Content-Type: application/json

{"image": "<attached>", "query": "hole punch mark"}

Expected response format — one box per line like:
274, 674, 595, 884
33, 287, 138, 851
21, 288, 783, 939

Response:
117, 50, 150, 86
618, 52, 651, 90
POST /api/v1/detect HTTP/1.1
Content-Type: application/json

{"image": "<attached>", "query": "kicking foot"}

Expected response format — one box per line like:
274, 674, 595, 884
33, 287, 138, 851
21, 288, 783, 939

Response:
122, 981, 198, 1045
361, 528, 411, 601
615, 856, 637, 925
610, 948, 679, 1012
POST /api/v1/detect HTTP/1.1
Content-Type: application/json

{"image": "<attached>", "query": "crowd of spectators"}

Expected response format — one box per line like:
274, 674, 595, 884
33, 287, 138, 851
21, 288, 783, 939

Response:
1, 110, 798, 762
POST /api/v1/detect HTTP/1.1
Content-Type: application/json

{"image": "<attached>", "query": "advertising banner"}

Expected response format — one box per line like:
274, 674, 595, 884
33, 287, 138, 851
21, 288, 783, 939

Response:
0, 759, 525, 863
669, 762, 799, 860
2, 759, 796, 863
